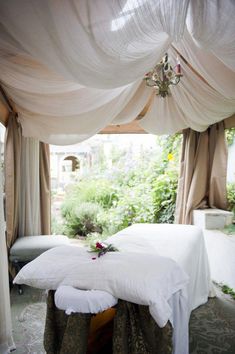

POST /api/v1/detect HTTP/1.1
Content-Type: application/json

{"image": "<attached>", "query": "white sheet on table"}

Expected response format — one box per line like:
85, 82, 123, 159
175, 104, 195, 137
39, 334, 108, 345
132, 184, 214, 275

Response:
14, 245, 188, 327
55, 285, 118, 314
169, 288, 189, 354
106, 223, 213, 312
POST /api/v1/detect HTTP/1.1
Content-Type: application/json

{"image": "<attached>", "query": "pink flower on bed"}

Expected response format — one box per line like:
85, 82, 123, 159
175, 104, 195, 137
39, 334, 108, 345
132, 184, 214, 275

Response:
96, 242, 104, 250
89, 242, 119, 259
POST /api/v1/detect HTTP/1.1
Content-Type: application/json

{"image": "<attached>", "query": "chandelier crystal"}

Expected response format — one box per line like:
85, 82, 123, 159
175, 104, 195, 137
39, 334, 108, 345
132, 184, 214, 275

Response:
144, 53, 182, 97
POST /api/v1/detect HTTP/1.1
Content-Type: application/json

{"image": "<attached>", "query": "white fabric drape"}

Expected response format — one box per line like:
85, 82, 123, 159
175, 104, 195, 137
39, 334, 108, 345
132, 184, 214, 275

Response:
0, 0, 234, 144
186, 0, 235, 71
18, 137, 41, 236
0, 142, 15, 354
0, 0, 186, 88
139, 48, 235, 134
174, 30, 235, 99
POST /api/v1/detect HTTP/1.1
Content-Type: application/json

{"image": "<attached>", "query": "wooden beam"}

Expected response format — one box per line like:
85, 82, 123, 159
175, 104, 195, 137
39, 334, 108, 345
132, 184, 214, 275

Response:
100, 120, 147, 134
0, 94, 9, 126
137, 92, 154, 119
100, 93, 153, 134
224, 114, 235, 129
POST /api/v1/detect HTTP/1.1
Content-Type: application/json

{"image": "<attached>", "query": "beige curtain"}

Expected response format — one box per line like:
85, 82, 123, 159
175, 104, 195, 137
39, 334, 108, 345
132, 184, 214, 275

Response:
175, 121, 228, 224
4, 113, 21, 248
0, 140, 15, 353
5, 115, 51, 246
18, 137, 41, 236
40, 142, 51, 234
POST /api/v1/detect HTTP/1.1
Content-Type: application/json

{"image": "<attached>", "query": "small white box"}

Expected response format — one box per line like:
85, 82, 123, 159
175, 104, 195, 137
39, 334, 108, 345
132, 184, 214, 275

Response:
193, 209, 233, 230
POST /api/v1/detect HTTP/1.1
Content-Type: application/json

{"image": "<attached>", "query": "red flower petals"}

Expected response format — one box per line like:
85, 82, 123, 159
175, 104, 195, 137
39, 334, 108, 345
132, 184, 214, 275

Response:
96, 242, 104, 249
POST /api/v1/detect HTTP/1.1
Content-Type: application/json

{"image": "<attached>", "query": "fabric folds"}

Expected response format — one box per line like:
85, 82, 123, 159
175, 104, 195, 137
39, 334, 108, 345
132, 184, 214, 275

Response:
175, 122, 228, 224
0, 0, 234, 144
4, 114, 51, 240
44, 290, 173, 354
39, 143, 51, 235
0, 136, 15, 354
4, 113, 21, 248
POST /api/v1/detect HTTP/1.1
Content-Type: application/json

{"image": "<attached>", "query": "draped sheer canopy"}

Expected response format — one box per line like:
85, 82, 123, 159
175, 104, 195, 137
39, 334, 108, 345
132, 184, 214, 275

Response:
0, 0, 234, 144
0, 4, 234, 353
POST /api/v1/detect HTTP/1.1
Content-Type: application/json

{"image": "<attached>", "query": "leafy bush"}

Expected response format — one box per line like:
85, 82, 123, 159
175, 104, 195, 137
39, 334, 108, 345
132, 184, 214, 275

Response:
221, 284, 235, 300
227, 182, 235, 215
63, 202, 104, 237
226, 128, 235, 146
60, 178, 120, 237
152, 171, 178, 224
98, 182, 155, 235
63, 179, 118, 210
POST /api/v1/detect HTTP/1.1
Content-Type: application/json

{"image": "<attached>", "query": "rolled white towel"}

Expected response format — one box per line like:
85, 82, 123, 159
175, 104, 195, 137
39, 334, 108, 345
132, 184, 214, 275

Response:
54, 285, 118, 315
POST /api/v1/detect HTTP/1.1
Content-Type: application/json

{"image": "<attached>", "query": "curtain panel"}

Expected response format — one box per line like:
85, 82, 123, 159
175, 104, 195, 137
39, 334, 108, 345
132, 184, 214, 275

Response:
5, 115, 51, 242
0, 140, 15, 354
175, 121, 228, 225
40, 142, 51, 235
18, 137, 41, 236
4, 113, 21, 248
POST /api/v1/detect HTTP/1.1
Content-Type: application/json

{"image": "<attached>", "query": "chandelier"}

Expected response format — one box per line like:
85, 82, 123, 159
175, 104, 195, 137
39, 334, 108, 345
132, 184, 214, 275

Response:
144, 53, 182, 97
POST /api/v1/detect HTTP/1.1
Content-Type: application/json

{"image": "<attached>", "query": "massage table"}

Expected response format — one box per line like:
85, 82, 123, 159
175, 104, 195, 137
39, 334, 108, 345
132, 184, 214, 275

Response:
14, 223, 212, 354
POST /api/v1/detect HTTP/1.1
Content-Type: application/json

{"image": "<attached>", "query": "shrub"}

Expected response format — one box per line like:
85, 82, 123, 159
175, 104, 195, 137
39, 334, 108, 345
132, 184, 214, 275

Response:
63, 202, 104, 237
152, 171, 178, 224
62, 179, 118, 210
227, 182, 235, 216
96, 182, 156, 236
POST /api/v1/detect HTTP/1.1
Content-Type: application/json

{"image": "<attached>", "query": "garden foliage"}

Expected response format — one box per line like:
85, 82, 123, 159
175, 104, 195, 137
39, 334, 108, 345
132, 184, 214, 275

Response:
227, 182, 235, 215
55, 131, 235, 238
58, 134, 182, 238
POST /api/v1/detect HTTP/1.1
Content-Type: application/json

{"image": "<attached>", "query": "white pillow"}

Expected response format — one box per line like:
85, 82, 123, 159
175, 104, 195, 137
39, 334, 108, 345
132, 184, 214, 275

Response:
14, 245, 90, 290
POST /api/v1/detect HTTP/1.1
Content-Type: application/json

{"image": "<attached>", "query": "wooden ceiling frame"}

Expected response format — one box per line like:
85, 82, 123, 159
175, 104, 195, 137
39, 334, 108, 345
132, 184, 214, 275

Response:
0, 84, 14, 127
100, 93, 154, 134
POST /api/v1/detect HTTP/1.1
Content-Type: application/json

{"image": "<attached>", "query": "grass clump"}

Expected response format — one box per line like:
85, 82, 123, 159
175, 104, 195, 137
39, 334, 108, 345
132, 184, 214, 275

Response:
221, 284, 235, 300
222, 224, 235, 235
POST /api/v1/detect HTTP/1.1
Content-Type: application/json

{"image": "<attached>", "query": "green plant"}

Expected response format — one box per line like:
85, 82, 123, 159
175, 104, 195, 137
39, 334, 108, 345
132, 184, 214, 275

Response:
99, 182, 155, 235
226, 128, 235, 146
62, 179, 117, 210
221, 284, 235, 300
89, 241, 118, 258
156, 134, 182, 172
223, 224, 235, 235
58, 134, 182, 238
152, 170, 178, 223
227, 182, 235, 216
63, 202, 104, 237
